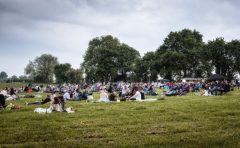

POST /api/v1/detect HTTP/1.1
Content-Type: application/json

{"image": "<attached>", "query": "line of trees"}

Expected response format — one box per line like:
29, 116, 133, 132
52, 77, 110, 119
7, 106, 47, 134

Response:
82, 35, 140, 83
24, 54, 83, 84
83, 29, 240, 83
0, 71, 30, 83
2, 28, 239, 84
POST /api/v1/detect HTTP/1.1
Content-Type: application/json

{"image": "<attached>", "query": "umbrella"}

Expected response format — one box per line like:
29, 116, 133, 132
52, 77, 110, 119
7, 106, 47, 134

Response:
207, 74, 227, 81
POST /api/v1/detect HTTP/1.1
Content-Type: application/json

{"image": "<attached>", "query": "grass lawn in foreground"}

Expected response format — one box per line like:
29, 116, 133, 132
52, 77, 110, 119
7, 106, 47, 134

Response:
0, 90, 240, 147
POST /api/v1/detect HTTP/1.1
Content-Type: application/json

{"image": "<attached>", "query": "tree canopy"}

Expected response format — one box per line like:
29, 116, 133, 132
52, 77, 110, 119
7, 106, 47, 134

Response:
54, 63, 83, 84
18, 29, 240, 83
0, 71, 8, 82
25, 54, 59, 83
82, 35, 140, 83
155, 29, 211, 80
205, 38, 240, 79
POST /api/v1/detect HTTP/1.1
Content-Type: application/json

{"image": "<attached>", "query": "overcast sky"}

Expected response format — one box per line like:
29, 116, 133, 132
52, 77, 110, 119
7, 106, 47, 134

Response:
0, 0, 239, 77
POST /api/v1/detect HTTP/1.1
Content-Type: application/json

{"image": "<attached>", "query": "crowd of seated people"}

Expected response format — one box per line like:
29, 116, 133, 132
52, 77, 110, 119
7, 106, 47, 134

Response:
62, 86, 93, 101
29, 94, 66, 112
0, 87, 18, 100
162, 80, 234, 96
95, 83, 147, 102
164, 82, 190, 96
0, 79, 237, 111
96, 84, 119, 102
117, 83, 147, 101
202, 80, 233, 95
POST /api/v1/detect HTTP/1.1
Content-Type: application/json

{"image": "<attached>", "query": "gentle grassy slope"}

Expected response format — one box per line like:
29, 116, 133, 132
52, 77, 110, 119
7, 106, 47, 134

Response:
0, 82, 28, 89
1, 90, 240, 147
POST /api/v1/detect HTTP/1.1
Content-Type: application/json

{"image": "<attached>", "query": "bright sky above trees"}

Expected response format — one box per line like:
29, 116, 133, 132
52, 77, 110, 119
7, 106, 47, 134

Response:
0, 0, 239, 76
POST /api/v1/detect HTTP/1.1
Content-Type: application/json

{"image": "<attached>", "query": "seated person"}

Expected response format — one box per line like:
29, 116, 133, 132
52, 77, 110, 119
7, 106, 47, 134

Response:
183, 84, 190, 93
165, 89, 178, 96
77, 91, 83, 100
129, 87, 141, 101
5, 88, 18, 101
107, 85, 117, 101
72, 90, 80, 100
121, 85, 130, 98
63, 91, 70, 101
51, 96, 65, 112
97, 88, 109, 102
143, 85, 149, 94
0, 94, 6, 110
139, 87, 145, 100
163, 85, 169, 92
200, 89, 210, 96
81, 90, 88, 100
109, 91, 117, 101
9, 88, 16, 96
148, 90, 158, 96
78, 87, 89, 100
24, 86, 29, 92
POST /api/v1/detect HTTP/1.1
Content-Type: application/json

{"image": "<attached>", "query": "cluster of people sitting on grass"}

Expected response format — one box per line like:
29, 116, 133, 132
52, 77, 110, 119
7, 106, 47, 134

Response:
0, 79, 237, 111
26, 92, 75, 113
0, 87, 18, 100
98, 85, 144, 102
97, 83, 158, 102
90, 82, 158, 95
201, 80, 233, 96
0, 86, 43, 101
51, 82, 151, 103
162, 80, 234, 96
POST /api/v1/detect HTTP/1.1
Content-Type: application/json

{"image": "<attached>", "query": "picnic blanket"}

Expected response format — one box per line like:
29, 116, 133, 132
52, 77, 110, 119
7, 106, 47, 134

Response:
34, 107, 75, 114
139, 98, 158, 102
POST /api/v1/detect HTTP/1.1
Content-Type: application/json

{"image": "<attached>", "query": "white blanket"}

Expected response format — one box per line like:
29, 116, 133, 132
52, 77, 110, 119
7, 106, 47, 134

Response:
139, 98, 158, 102
34, 107, 75, 114
34, 107, 52, 114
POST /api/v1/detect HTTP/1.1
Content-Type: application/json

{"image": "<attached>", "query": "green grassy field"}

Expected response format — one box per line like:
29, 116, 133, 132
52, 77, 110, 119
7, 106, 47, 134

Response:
0, 82, 28, 89
1, 88, 240, 147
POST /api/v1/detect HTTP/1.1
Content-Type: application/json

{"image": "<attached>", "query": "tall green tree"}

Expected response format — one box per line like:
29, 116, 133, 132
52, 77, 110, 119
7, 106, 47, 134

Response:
207, 39, 240, 78
134, 52, 158, 82
156, 29, 207, 80
116, 43, 140, 81
67, 69, 83, 84
83, 35, 140, 83
83, 35, 119, 83
54, 63, 72, 84
25, 54, 59, 83
205, 38, 240, 79
10, 75, 18, 82
226, 40, 240, 78
18, 75, 29, 82
0, 71, 8, 82
205, 38, 227, 76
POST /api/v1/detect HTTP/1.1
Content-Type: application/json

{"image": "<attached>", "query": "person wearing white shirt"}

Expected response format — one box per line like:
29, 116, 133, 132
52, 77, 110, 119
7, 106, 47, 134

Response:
130, 87, 141, 101
98, 88, 109, 102
121, 85, 129, 98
